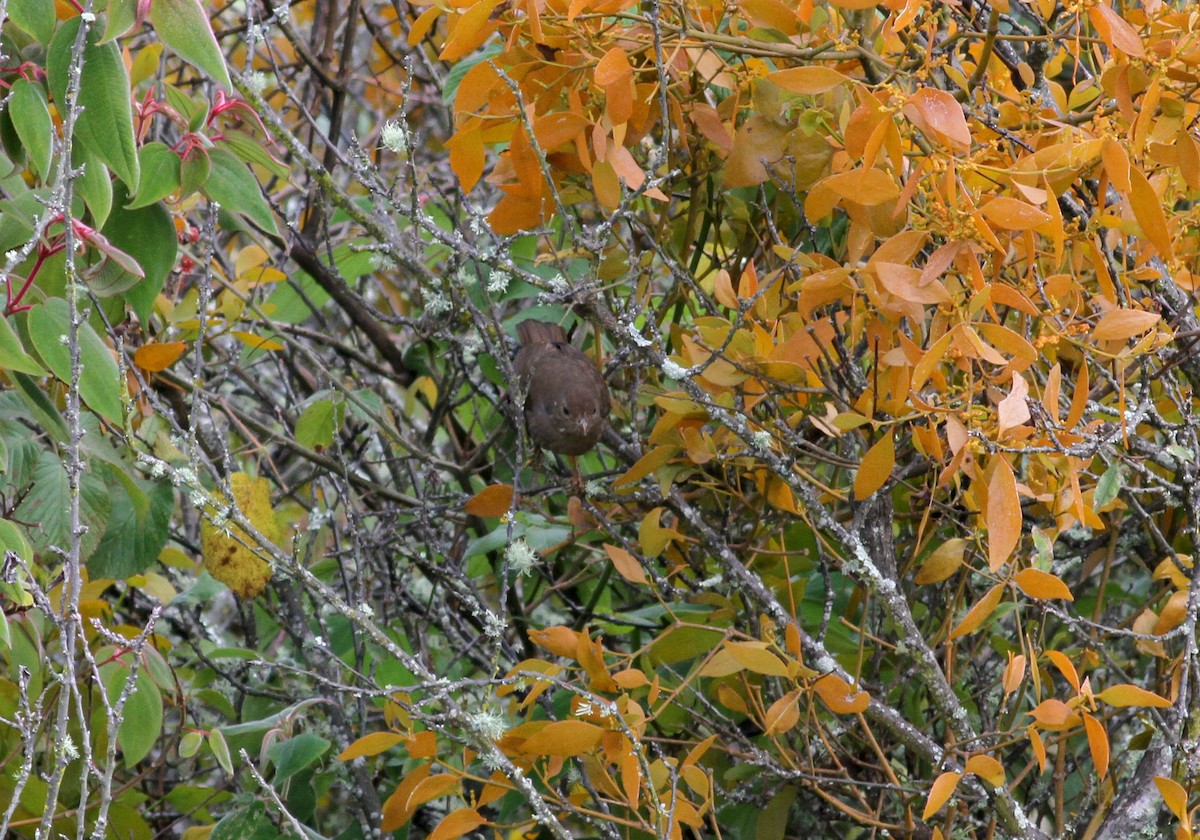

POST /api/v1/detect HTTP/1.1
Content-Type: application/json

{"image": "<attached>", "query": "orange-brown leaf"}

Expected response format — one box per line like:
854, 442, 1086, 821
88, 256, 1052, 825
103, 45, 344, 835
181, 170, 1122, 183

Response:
519, 720, 604, 756
1087, 3, 1145, 58
133, 341, 187, 372
1091, 308, 1161, 342
427, 808, 488, 840
1095, 683, 1172, 708
915, 538, 966, 585
1083, 714, 1110, 780
763, 688, 802, 735
812, 673, 870, 714
965, 754, 1005, 787
338, 731, 406, 761
464, 484, 514, 518
767, 66, 850, 94
854, 430, 894, 500
903, 89, 971, 154
986, 459, 1022, 571
604, 544, 648, 584
1013, 568, 1074, 601
1155, 777, 1189, 824
949, 583, 1004, 639
1128, 167, 1173, 260
980, 197, 1051, 230
922, 771, 962, 819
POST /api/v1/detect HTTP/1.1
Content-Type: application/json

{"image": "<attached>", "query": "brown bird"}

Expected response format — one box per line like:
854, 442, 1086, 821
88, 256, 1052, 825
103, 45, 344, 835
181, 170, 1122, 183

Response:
513, 319, 611, 457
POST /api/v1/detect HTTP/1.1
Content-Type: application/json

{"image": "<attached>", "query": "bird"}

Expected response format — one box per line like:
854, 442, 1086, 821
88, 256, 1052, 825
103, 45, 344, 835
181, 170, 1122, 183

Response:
513, 319, 611, 457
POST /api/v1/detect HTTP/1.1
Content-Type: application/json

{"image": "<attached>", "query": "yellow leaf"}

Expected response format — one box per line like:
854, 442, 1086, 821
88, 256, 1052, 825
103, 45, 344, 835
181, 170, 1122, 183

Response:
464, 484, 514, 518
922, 771, 962, 819
980, 197, 1051, 230
1095, 683, 1173, 708
614, 445, 678, 488
1091, 308, 1161, 342
1083, 714, 1110, 780
915, 538, 966, 585
986, 459, 1022, 571
854, 430, 894, 501
965, 754, 1005, 787
200, 473, 277, 599
427, 807, 487, 840
949, 583, 1004, 639
1156, 777, 1190, 824
813, 673, 870, 714
528, 625, 583, 659
231, 331, 283, 351
1101, 138, 1131, 193
518, 720, 604, 756
726, 641, 790, 677
1013, 568, 1074, 601
338, 731, 406, 761
133, 341, 187, 372
766, 66, 850, 94
996, 371, 1031, 438
439, 0, 501, 61
1044, 649, 1080, 693
604, 544, 648, 584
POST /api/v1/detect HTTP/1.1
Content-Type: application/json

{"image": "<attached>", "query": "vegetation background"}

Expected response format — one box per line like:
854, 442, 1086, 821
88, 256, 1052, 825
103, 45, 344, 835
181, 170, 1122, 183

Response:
0, 0, 1198, 837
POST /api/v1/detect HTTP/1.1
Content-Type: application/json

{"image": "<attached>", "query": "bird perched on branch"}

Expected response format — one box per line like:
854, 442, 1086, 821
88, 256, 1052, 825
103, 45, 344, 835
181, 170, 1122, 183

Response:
513, 319, 610, 457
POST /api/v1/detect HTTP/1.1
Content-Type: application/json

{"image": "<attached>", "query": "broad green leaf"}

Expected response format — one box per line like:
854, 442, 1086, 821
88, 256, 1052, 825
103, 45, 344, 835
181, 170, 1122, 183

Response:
99, 666, 163, 767
151, 0, 233, 89
75, 143, 114, 227
7, 0, 55, 43
267, 733, 330, 783
0, 316, 46, 375
295, 398, 345, 450
0, 189, 51, 253
27, 297, 125, 424
163, 84, 210, 131
179, 146, 211, 198
102, 0, 137, 42
11, 449, 112, 562
104, 185, 178, 323
219, 131, 290, 180
204, 146, 278, 234
9, 79, 53, 181
127, 142, 182, 209
89, 475, 174, 579
48, 17, 140, 191
1094, 464, 1124, 509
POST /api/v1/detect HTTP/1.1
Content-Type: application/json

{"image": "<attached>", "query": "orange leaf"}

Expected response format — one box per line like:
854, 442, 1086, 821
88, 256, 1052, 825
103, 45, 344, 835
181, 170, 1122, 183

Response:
854, 430, 894, 500
915, 538, 966, 585
614, 445, 678, 488
439, 0, 501, 61
874, 261, 951, 304
965, 754, 1005, 787
1029, 727, 1047, 771
922, 771, 962, 819
986, 459, 1022, 571
763, 688, 802, 736
381, 764, 430, 831
813, 673, 870, 714
604, 544, 648, 584
1091, 308, 1161, 342
428, 808, 488, 840
594, 46, 632, 86
1027, 698, 1074, 728
518, 720, 604, 756
767, 66, 850, 94
464, 484, 514, 518
949, 583, 1004, 639
1013, 568, 1074, 601
447, 122, 485, 192
1083, 714, 1110, 780
1002, 653, 1026, 695
528, 625, 583, 659
980, 197, 1051, 230
338, 731, 406, 761
1095, 683, 1172, 708
1128, 167, 1173, 260
996, 371, 1031, 438
1087, 3, 1145, 58
1044, 650, 1080, 693
903, 89, 971, 154
133, 341, 187, 372
1156, 777, 1190, 824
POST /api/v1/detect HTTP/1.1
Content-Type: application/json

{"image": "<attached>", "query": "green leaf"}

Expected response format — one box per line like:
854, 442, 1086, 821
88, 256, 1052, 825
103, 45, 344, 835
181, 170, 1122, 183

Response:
295, 398, 345, 450
0, 189, 51, 253
89, 475, 174, 579
48, 17, 140, 191
163, 84, 209, 131
102, 663, 163, 767
1094, 464, 1123, 509
75, 143, 114, 228
208, 728, 234, 776
204, 146, 278, 234
104, 184, 178, 324
218, 131, 290, 180
127, 142, 182, 209
0, 316, 46, 376
11, 449, 111, 562
179, 146, 211, 198
7, 0, 55, 43
8, 373, 69, 442
151, 0, 233, 89
9, 79, 53, 182
27, 297, 125, 425
211, 801, 272, 840
102, 0, 138, 43
267, 733, 330, 784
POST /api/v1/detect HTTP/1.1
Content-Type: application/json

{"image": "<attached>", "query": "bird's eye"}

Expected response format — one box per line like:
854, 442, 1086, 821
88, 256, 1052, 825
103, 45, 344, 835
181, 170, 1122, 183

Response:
561, 405, 570, 416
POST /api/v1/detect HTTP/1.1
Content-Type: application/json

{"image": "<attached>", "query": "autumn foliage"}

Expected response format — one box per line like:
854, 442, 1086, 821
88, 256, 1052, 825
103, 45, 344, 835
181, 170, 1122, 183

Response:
2, 0, 1200, 837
